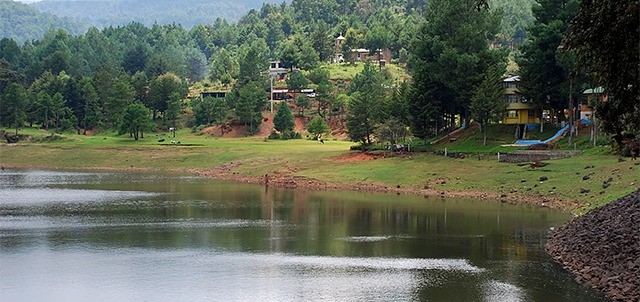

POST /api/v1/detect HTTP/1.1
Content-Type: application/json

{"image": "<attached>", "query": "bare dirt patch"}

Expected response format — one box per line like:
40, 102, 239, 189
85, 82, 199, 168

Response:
334, 152, 377, 162
200, 121, 249, 138
193, 160, 584, 211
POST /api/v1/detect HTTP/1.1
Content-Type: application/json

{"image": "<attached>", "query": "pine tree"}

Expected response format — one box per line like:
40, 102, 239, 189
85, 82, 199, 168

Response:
274, 101, 295, 132
470, 63, 508, 146
1, 83, 27, 135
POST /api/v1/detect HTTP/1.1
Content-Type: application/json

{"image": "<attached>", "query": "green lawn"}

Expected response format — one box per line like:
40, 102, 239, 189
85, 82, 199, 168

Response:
1, 126, 637, 213
322, 62, 410, 81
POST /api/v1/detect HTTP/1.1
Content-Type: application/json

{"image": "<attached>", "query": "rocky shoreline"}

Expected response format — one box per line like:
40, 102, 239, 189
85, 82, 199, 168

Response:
546, 189, 640, 301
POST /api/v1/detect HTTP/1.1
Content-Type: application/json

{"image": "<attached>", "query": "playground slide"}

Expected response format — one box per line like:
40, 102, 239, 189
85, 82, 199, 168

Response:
515, 124, 570, 146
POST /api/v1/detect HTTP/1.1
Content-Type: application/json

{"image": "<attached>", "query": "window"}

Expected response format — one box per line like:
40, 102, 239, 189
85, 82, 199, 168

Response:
528, 110, 536, 118
508, 110, 518, 118
505, 95, 519, 103
503, 82, 517, 89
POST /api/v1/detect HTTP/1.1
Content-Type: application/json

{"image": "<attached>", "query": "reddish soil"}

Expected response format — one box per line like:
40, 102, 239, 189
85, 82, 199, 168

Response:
334, 152, 377, 162
192, 160, 583, 211
294, 115, 308, 132
199, 108, 342, 138
258, 113, 275, 137
200, 121, 249, 138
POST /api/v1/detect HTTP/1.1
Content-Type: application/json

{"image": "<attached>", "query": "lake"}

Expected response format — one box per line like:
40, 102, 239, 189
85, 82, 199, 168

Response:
0, 169, 606, 301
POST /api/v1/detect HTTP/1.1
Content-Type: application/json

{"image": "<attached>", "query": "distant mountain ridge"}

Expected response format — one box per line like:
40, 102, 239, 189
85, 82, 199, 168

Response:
32, 0, 285, 29
0, 1, 85, 44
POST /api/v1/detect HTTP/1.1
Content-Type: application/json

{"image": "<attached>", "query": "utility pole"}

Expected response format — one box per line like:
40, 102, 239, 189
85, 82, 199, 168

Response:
270, 74, 274, 113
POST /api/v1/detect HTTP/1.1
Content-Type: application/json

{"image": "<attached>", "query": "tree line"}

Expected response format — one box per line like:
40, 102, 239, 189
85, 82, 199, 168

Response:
1, 0, 637, 147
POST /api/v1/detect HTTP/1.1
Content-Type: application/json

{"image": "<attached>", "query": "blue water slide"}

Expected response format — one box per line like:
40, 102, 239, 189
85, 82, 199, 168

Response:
515, 124, 570, 146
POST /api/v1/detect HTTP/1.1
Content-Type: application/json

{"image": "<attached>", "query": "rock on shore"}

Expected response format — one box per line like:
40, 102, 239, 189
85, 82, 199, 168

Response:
547, 189, 640, 301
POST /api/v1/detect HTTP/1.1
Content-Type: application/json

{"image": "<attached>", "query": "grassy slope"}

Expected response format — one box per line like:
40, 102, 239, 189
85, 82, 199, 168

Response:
1, 126, 638, 213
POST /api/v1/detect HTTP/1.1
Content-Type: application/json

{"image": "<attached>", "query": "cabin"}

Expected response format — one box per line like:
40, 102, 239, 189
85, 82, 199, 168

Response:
270, 88, 316, 100
581, 87, 606, 120
200, 91, 226, 100
334, 34, 391, 63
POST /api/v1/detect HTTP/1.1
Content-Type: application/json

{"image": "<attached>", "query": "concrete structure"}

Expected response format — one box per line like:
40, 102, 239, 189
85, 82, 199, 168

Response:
334, 34, 345, 63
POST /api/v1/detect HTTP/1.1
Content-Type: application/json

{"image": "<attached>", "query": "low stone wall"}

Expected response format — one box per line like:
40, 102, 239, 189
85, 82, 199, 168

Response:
546, 189, 640, 301
498, 150, 582, 163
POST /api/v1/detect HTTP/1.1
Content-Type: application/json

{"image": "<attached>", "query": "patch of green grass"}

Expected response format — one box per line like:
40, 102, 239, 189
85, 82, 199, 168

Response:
322, 62, 409, 81
2, 126, 637, 213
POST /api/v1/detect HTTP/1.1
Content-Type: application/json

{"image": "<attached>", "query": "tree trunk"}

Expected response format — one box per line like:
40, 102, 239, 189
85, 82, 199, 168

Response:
483, 124, 488, 146
539, 103, 544, 132
317, 104, 325, 119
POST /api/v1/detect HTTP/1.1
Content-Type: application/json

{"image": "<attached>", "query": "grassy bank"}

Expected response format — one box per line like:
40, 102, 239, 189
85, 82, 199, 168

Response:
1, 127, 638, 213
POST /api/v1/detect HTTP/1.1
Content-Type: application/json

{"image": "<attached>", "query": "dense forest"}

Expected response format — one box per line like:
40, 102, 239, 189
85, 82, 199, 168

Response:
3, 0, 536, 45
0, 0, 637, 145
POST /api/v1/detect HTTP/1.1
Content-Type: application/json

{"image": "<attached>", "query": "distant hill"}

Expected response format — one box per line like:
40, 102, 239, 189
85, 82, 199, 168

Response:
0, 1, 85, 44
31, 0, 285, 29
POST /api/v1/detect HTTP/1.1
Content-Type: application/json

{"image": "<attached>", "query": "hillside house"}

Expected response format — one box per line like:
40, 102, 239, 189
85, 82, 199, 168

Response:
334, 34, 391, 63
200, 91, 226, 100
269, 60, 287, 80
502, 76, 542, 125
581, 87, 606, 120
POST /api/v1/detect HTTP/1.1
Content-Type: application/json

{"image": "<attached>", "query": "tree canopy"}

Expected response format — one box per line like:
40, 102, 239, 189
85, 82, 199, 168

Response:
408, 0, 503, 138
566, 0, 639, 137
274, 101, 295, 132
118, 101, 153, 140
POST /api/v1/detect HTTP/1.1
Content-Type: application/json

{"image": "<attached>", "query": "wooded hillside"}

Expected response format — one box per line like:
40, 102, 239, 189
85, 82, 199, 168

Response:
0, 1, 84, 44
32, 0, 282, 29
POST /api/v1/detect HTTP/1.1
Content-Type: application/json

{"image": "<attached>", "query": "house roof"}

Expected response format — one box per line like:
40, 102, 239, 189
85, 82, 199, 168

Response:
503, 75, 520, 82
583, 87, 605, 94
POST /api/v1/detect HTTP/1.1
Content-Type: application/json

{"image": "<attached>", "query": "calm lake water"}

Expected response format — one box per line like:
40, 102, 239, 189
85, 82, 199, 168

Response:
0, 169, 607, 302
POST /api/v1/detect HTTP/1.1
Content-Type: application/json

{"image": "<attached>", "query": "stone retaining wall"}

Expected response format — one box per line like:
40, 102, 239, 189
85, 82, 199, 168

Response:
498, 150, 582, 163
546, 190, 640, 301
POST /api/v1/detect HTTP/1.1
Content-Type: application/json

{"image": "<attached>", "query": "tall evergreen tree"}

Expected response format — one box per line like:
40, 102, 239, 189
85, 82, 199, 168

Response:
346, 63, 386, 145
148, 73, 186, 120
274, 101, 295, 132
408, 0, 501, 138
517, 0, 580, 127
566, 0, 639, 142
235, 81, 266, 134
118, 101, 153, 140
1, 83, 27, 135
79, 78, 102, 134
470, 63, 508, 146
310, 21, 334, 63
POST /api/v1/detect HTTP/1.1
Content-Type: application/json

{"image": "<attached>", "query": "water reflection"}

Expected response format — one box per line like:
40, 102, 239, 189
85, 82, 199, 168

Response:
0, 169, 607, 301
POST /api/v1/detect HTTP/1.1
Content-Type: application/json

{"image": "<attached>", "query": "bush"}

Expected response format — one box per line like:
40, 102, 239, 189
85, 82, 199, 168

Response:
268, 130, 301, 140
268, 131, 281, 139
192, 124, 208, 133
